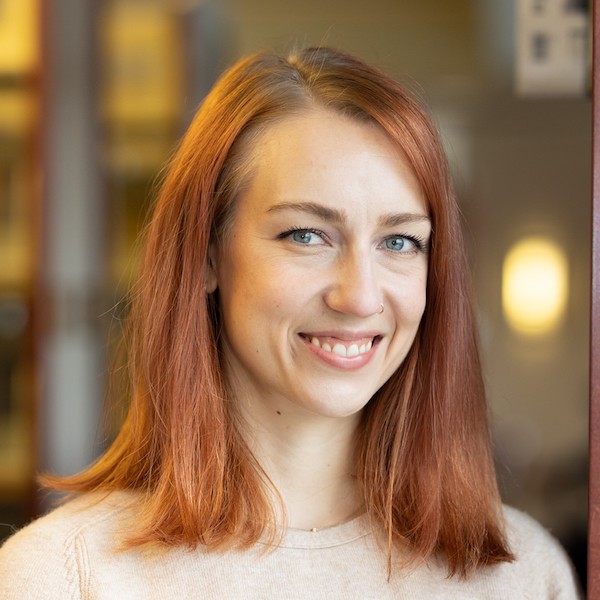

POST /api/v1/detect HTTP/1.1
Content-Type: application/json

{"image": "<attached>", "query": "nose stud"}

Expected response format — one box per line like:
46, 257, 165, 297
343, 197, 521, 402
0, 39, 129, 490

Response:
378, 303, 384, 314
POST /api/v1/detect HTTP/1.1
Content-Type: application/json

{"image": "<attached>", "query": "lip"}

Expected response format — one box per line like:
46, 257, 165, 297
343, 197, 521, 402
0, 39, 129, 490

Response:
298, 331, 381, 370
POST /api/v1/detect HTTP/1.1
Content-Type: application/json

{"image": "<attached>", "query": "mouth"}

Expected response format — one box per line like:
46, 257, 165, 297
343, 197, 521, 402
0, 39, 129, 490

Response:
299, 334, 382, 358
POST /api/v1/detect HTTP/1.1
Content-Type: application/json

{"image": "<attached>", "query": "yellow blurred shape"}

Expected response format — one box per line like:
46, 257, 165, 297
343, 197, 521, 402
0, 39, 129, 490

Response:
0, 88, 37, 135
502, 237, 568, 334
101, 1, 183, 125
0, 0, 39, 74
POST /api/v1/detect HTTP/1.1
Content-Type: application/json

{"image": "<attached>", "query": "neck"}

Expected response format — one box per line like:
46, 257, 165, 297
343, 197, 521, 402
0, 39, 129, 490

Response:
238, 406, 362, 531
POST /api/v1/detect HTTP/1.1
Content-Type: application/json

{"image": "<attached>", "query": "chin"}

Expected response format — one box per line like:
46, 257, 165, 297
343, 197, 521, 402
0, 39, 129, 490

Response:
298, 391, 374, 420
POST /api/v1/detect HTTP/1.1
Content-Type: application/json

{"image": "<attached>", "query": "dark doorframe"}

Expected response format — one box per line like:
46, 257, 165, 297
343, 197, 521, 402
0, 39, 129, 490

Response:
590, 1, 599, 597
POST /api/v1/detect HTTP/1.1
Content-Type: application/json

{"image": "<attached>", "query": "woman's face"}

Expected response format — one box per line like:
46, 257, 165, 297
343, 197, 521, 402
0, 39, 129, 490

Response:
210, 109, 431, 425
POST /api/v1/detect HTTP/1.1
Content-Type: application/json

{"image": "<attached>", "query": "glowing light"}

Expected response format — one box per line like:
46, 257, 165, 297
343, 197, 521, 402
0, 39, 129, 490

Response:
502, 237, 568, 334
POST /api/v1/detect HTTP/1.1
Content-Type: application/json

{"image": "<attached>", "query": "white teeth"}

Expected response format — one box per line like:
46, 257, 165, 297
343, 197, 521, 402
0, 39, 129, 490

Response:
307, 336, 376, 357
332, 343, 347, 357
346, 344, 359, 357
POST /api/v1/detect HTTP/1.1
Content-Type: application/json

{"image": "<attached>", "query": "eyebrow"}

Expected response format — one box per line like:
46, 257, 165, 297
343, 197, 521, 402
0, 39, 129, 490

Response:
378, 212, 431, 228
266, 201, 431, 227
267, 201, 346, 223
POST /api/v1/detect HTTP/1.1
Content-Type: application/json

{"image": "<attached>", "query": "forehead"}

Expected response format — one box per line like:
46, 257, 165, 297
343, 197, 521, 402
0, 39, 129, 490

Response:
237, 109, 427, 218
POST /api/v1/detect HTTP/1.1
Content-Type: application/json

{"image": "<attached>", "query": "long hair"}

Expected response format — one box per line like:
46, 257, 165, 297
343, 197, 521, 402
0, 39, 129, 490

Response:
45, 47, 512, 576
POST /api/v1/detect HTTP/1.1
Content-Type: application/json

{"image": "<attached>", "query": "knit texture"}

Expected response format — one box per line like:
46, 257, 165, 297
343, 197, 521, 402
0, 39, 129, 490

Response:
0, 491, 581, 599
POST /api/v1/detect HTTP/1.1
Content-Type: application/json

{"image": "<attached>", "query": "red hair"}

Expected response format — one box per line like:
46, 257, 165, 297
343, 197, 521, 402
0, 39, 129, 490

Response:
45, 47, 512, 576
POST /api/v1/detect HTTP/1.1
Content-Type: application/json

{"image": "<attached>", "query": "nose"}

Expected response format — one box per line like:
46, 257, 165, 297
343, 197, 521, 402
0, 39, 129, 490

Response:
324, 250, 383, 318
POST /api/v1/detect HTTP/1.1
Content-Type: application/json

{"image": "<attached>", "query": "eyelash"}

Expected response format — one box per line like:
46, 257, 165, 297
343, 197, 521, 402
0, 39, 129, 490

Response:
277, 226, 326, 241
387, 234, 428, 253
277, 227, 428, 254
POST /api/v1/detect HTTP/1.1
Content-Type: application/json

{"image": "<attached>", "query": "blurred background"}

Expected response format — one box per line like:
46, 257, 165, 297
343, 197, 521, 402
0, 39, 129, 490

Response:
0, 0, 590, 590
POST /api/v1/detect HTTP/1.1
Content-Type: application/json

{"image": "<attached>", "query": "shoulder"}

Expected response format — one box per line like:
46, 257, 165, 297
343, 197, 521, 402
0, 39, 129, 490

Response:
0, 491, 138, 600
503, 504, 571, 560
498, 505, 582, 598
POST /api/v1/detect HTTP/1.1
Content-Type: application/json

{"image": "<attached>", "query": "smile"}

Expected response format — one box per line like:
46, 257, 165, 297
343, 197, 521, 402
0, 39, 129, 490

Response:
309, 336, 373, 357
299, 334, 381, 359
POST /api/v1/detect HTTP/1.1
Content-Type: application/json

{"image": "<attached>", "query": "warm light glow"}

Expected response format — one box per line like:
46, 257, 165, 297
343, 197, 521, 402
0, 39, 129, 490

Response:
0, 0, 39, 74
502, 237, 568, 334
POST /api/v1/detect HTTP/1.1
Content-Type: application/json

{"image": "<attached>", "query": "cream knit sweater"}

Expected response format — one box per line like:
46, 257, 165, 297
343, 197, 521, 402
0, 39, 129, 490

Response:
0, 492, 580, 599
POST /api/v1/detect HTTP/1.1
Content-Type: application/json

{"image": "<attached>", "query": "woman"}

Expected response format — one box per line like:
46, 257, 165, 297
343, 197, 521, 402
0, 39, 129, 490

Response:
0, 47, 580, 598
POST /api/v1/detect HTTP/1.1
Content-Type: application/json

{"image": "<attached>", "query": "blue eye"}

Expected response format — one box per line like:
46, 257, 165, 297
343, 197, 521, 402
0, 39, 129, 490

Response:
385, 236, 411, 252
292, 230, 316, 244
279, 228, 326, 245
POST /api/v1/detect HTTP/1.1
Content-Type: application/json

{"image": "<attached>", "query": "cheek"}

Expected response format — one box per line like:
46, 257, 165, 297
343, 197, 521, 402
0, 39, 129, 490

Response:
391, 274, 428, 322
217, 246, 259, 301
415, 279, 428, 315
218, 256, 288, 330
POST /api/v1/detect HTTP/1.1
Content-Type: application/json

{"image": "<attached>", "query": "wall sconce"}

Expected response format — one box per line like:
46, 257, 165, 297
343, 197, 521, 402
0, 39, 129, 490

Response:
502, 236, 568, 334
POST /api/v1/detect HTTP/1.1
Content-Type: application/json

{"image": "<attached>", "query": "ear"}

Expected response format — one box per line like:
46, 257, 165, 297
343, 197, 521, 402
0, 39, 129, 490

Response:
204, 241, 218, 293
